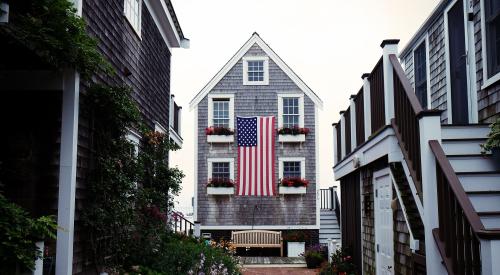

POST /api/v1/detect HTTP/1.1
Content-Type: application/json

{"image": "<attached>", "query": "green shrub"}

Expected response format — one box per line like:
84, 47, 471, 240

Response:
0, 194, 57, 273
481, 118, 500, 153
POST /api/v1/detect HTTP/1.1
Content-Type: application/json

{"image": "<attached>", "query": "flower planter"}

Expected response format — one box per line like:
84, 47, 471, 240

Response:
207, 135, 234, 143
287, 242, 305, 257
207, 187, 235, 195
278, 134, 305, 143
279, 186, 307, 194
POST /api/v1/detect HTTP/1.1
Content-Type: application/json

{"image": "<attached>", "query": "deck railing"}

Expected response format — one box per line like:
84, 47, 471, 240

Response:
320, 187, 337, 210
389, 54, 425, 198
369, 57, 385, 134
354, 89, 365, 146
335, 123, 341, 162
172, 211, 194, 236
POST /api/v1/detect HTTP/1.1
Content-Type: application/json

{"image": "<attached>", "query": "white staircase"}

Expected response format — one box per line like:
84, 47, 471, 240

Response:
441, 124, 500, 229
319, 209, 341, 245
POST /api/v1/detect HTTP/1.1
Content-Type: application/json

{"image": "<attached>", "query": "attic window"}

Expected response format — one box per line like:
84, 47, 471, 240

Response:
243, 56, 269, 85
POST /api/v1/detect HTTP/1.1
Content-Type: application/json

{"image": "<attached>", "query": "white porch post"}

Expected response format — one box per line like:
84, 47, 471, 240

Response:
419, 114, 446, 275
362, 73, 371, 139
481, 239, 500, 275
332, 123, 338, 166
349, 96, 356, 151
177, 106, 182, 136
56, 69, 80, 275
381, 39, 399, 124
340, 112, 346, 159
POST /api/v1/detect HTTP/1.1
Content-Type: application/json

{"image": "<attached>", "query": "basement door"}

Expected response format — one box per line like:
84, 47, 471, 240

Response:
374, 168, 394, 275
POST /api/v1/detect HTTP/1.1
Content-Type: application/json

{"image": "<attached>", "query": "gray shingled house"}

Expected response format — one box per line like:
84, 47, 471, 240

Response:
333, 0, 500, 274
189, 33, 339, 255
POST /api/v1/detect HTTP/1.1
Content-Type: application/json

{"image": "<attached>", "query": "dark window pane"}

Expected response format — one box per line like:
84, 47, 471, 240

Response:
212, 162, 230, 179
283, 161, 301, 178
414, 42, 428, 108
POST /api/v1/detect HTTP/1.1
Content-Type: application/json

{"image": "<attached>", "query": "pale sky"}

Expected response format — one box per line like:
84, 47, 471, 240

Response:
169, 0, 441, 215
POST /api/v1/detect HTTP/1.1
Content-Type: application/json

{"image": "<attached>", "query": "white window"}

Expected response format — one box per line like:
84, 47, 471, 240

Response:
243, 56, 269, 85
126, 129, 141, 158
208, 158, 235, 180
208, 94, 234, 129
124, 0, 141, 36
278, 157, 305, 179
278, 94, 304, 128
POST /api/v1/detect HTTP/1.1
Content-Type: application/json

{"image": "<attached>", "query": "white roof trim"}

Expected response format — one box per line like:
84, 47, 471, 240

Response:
189, 33, 323, 110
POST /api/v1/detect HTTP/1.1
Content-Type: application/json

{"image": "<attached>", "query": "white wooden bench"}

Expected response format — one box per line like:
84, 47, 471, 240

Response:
231, 230, 283, 256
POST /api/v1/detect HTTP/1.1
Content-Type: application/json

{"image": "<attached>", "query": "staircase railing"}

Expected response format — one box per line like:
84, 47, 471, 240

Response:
429, 140, 500, 275
320, 187, 341, 223
171, 211, 194, 236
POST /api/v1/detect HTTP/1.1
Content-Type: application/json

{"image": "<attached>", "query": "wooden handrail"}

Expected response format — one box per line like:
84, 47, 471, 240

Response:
389, 54, 423, 114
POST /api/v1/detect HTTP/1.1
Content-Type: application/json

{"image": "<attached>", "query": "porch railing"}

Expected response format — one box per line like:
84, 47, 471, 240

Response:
344, 107, 352, 155
389, 54, 425, 199
320, 187, 341, 223
354, 88, 365, 146
369, 57, 385, 134
430, 140, 500, 275
172, 211, 194, 236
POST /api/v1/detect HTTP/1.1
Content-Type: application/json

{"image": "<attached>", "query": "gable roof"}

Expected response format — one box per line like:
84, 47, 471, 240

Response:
189, 33, 323, 110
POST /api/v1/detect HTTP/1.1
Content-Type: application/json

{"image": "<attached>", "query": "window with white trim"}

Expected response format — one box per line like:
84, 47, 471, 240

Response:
208, 158, 235, 180
278, 94, 304, 128
278, 157, 305, 179
124, 0, 141, 36
243, 57, 269, 85
208, 94, 234, 129
213, 99, 230, 128
485, 0, 500, 77
212, 162, 230, 180
413, 42, 428, 108
283, 97, 300, 128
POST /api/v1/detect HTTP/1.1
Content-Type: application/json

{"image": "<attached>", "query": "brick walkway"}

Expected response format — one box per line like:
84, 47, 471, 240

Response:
242, 267, 320, 274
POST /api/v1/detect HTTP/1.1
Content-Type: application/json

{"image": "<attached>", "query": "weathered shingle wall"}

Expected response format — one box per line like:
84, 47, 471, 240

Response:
402, 16, 448, 123
361, 169, 376, 275
197, 44, 317, 226
473, 0, 500, 122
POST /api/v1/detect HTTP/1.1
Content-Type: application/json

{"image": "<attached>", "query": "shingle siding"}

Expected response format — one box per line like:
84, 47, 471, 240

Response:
197, 43, 317, 227
473, 0, 500, 122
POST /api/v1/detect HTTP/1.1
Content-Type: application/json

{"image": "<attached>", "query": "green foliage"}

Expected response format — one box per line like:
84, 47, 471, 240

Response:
481, 118, 500, 153
128, 233, 241, 275
0, 194, 57, 273
320, 247, 357, 275
1, 0, 112, 78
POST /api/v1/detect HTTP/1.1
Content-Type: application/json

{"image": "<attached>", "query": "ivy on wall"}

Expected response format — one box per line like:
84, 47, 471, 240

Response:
0, 0, 112, 79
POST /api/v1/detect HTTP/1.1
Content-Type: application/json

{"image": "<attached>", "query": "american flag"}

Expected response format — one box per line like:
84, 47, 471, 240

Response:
236, 116, 276, 196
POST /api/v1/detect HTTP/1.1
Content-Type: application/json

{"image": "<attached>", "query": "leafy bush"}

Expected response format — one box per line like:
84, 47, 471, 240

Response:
320, 247, 357, 275
128, 234, 241, 275
0, 194, 57, 273
0, 0, 112, 79
481, 118, 500, 153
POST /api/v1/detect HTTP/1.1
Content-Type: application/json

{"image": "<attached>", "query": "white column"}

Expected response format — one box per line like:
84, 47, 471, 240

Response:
381, 40, 399, 125
481, 239, 500, 275
419, 114, 446, 275
340, 112, 346, 159
177, 106, 182, 137
56, 69, 80, 275
332, 123, 338, 166
349, 96, 356, 151
169, 95, 175, 127
362, 73, 371, 139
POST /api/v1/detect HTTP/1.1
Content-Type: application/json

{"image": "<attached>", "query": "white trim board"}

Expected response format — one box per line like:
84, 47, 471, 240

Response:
189, 33, 323, 109
200, 225, 320, 230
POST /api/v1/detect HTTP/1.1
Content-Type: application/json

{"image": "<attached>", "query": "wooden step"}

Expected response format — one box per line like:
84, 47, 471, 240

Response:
441, 138, 486, 155
457, 173, 500, 192
478, 212, 500, 229
468, 193, 500, 213
441, 124, 490, 140
448, 155, 499, 173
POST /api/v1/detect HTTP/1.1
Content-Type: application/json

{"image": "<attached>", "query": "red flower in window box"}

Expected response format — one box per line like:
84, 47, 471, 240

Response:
205, 126, 235, 136
277, 126, 310, 135
279, 177, 309, 187
207, 178, 235, 188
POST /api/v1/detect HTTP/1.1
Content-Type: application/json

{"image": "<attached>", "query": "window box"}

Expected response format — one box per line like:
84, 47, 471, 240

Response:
207, 187, 235, 195
279, 186, 307, 194
278, 134, 306, 143
207, 134, 234, 143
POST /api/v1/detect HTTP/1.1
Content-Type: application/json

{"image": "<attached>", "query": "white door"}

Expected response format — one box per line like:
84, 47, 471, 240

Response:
374, 168, 394, 275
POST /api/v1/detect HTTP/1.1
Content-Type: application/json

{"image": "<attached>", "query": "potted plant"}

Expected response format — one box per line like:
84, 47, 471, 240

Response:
320, 247, 357, 275
277, 126, 310, 143
279, 177, 308, 194
283, 231, 308, 257
206, 178, 235, 195
481, 118, 500, 165
301, 244, 325, 269
206, 126, 235, 143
